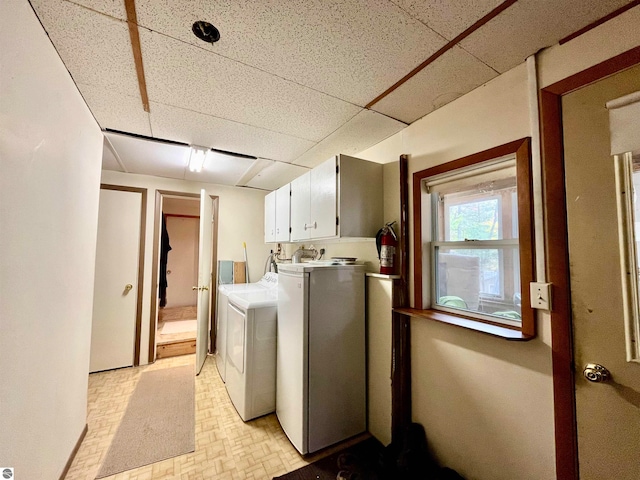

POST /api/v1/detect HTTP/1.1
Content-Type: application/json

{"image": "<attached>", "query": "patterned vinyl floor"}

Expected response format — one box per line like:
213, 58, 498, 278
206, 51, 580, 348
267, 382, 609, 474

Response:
65, 354, 367, 479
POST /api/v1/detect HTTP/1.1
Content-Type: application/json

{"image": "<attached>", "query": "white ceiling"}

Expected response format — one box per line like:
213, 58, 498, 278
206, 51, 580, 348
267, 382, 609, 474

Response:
30, 0, 634, 190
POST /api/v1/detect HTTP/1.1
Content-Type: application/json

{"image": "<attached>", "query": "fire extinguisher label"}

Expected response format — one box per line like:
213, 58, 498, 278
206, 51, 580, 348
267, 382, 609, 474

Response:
380, 245, 395, 267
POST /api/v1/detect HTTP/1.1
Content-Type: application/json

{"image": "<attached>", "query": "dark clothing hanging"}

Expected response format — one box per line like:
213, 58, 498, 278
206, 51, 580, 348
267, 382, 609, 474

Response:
159, 214, 172, 307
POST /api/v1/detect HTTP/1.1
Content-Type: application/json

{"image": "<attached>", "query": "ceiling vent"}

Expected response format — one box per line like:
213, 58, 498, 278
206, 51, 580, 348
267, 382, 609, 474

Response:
192, 21, 220, 43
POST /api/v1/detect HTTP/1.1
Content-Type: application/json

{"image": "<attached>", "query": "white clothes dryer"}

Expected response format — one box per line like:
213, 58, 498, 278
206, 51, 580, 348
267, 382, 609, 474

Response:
225, 289, 277, 421
216, 272, 277, 382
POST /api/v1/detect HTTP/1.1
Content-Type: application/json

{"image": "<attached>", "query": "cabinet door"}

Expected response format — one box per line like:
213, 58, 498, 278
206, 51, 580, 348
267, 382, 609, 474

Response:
264, 190, 276, 243
290, 172, 310, 241
310, 156, 337, 239
275, 184, 291, 242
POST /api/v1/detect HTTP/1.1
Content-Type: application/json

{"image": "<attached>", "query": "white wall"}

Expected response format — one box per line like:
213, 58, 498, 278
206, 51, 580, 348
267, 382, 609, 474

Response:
0, 1, 103, 478
355, 7, 640, 479
100, 170, 271, 364
164, 216, 199, 308
361, 63, 555, 480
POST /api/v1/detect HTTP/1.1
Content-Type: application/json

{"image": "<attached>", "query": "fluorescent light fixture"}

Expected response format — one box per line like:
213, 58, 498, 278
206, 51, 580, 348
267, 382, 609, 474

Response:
188, 145, 209, 172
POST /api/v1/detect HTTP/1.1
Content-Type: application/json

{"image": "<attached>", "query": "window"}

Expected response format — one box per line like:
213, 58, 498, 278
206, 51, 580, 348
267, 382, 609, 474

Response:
614, 152, 640, 362
413, 139, 535, 338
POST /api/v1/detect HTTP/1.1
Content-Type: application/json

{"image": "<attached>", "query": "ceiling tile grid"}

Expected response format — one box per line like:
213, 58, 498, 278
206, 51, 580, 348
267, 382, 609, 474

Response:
458, 0, 633, 73
149, 102, 316, 163
30, 0, 140, 98
79, 83, 152, 136
140, 29, 362, 142
371, 45, 498, 124
292, 109, 407, 168
68, 0, 127, 20
391, 0, 504, 40
135, 0, 448, 106
29, 0, 640, 191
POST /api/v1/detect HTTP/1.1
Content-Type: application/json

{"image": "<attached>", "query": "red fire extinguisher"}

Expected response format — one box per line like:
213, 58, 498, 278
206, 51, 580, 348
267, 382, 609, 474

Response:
376, 221, 398, 275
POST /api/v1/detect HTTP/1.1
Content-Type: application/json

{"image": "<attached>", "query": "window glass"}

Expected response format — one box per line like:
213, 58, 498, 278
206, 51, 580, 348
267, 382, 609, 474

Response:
431, 161, 521, 326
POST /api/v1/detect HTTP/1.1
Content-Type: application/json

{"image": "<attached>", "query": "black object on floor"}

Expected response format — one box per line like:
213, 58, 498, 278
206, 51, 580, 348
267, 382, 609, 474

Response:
272, 428, 466, 480
273, 437, 384, 480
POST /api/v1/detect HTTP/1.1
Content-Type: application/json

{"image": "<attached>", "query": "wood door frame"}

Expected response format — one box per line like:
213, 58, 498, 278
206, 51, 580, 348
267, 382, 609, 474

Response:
99, 184, 147, 367
540, 45, 640, 480
149, 190, 219, 363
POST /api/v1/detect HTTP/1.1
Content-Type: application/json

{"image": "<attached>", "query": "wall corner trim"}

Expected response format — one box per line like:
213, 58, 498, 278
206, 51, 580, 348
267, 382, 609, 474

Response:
59, 423, 88, 480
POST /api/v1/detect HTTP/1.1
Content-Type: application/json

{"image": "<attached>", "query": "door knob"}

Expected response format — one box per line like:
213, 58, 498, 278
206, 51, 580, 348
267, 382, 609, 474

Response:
192, 286, 198, 290
583, 363, 611, 383
201, 285, 209, 291
124, 284, 133, 291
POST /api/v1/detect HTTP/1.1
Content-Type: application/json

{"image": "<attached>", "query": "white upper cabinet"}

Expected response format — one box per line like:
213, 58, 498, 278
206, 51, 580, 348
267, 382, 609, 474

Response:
336, 154, 383, 238
275, 184, 291, 242
289, 154, 383, 242
290, 171, 311, 242
310, 156, 338, 239
264, 190, 276, 243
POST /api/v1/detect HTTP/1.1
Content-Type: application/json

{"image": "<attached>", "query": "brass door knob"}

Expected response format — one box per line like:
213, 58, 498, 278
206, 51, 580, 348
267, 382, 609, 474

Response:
125, 284, 133, 291
583, 363, 611, 383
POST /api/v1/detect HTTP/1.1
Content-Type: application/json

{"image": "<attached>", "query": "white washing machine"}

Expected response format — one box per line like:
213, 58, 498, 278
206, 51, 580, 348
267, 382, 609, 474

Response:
225, 289, 277, 421
216, 272, 277, 382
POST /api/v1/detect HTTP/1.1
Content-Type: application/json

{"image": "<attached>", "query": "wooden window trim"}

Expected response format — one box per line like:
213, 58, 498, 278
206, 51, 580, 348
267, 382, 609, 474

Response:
411, 138, 535, 340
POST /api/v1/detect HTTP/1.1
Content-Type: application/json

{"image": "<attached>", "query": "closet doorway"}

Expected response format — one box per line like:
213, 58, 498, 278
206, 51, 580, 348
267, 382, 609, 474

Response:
150, 190, 219, 371
157, 195, 200, 358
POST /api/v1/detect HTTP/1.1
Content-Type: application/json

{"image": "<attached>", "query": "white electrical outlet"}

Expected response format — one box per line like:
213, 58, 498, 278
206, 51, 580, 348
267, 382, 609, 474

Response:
530, 282, 552, 310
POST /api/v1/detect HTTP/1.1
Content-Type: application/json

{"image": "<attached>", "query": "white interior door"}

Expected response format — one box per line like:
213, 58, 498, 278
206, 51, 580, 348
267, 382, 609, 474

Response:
195, 190, 213, 375
562, 65, 640, 479
90, 188, 141, 373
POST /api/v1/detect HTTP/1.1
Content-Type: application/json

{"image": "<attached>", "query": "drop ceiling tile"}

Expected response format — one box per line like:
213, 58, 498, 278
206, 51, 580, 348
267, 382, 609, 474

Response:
459, 0, 632, 73
102, 137, 123, 171
246, 162, 311, 191
141, 30, 362, 142
135, 0, 447, 105
105, 132, 190, 179
79, 84, 151, 136
371, 45, 497, 124
391, 0, 503, 40
66, 0, 127, 20
292, 109, 407, 168
183, 151, 257, 185
149, 102, 315, 163
30, 0, 139, 98
236, 158, 275, 186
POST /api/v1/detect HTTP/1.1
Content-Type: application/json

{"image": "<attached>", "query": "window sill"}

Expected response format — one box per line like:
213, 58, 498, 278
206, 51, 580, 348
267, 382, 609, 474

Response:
394, 307, 535, 341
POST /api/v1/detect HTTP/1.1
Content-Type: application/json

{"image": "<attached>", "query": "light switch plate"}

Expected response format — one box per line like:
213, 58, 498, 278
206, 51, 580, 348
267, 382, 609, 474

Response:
530, 282, 552, 310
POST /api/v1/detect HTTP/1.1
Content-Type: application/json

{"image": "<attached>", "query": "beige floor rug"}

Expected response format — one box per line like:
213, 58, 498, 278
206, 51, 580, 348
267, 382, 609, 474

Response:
96, 365, 195, 478
160, 319, 197, 335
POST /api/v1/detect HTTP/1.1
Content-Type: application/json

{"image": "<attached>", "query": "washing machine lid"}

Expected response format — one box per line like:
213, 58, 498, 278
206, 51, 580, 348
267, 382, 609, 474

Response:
228, 289, 278, 309
218, 282, 268, 295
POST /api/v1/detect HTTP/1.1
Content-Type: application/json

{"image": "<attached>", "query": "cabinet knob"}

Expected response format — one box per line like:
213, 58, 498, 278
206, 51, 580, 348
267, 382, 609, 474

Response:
304, 221, 317, 230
